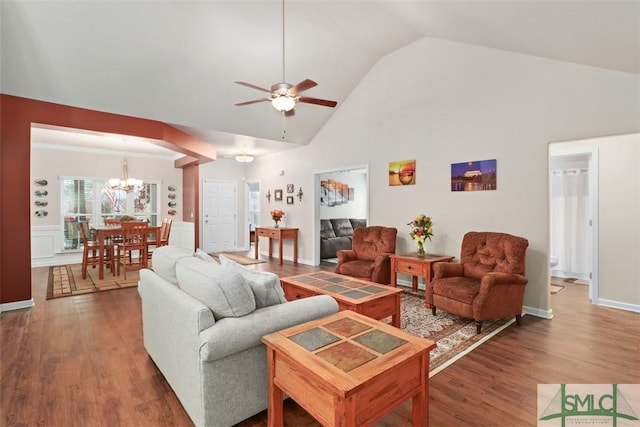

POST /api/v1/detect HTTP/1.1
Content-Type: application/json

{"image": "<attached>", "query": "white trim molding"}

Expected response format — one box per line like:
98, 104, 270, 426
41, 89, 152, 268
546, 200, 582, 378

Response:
0, 299, 35, 313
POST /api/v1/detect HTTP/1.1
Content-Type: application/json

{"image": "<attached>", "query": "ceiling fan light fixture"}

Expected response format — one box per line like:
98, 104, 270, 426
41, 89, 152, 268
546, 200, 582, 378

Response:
272, 95, 296, 112
235, 154, 255, 163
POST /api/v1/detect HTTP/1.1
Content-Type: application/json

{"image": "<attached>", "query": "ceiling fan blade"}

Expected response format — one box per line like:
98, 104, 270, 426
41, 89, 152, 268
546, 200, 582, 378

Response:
234, 81, 271, 93
290, 79, 318, 94
298, 96, 338, 108
235, 98, 270, 106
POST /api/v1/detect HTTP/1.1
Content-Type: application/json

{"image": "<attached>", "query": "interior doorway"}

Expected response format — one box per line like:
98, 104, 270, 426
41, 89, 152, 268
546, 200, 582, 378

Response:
548, 144, 599, 303
202, 179, 237, 253
313, 166, 369, 265
245, 181, 260, 249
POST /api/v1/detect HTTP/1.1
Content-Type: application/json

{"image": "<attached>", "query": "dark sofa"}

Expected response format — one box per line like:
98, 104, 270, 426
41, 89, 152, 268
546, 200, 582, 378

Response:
320, 218, 367, 259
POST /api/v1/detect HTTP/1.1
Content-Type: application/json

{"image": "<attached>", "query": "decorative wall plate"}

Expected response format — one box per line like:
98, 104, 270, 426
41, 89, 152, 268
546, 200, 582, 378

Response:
34, 190, 48, 197
168, 209, 177, 216
35, 199, 48, 207
168, 193, 176, 200
35, 210, 48, 217
168, 185, 177, 192
168, 201, 177, 208
34, 179, 48, 186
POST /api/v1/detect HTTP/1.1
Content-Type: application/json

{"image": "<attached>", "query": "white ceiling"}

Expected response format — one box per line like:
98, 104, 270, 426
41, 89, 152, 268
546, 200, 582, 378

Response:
3, 1, 639, 159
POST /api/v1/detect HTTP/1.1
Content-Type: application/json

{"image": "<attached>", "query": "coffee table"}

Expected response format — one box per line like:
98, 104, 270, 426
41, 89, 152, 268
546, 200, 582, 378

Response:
280, 272, 402, 327
262, 310, 436, 426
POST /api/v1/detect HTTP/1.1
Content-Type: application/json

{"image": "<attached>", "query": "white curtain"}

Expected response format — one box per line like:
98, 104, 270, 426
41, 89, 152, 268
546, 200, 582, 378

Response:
550, 168, 591, 278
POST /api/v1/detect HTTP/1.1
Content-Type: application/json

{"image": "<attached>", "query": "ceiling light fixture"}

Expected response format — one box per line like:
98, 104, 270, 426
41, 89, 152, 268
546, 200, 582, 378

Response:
235, 154, 255, 163
108, 159, 143, 192
108, 139, 143, 192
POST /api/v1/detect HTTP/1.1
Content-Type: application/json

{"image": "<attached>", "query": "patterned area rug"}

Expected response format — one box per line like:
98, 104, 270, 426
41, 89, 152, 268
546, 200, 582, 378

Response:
47, 264, 139, 300
208, 252, 265, 265
393, 289, 514, 377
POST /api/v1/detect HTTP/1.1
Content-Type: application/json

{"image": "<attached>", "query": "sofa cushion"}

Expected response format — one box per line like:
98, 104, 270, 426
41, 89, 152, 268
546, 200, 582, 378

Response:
194, 248, 217, 263
176, 257, 256, 320
320, 219, 337, 239
349, 218, 367, 229
330, 218, 354, 237
152, 246, 195, 285
218, 255, 287, 308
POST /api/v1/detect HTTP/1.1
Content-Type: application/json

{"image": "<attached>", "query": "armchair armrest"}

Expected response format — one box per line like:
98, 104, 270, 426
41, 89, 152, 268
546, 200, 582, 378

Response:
336, 249, 357, 264
480, 272, 528, 289
433, 262, 463, 279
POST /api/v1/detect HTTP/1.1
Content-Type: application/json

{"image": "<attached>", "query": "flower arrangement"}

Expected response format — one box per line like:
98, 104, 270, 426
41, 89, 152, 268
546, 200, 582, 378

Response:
270, 209, 285, 227
407, 214, 433, 256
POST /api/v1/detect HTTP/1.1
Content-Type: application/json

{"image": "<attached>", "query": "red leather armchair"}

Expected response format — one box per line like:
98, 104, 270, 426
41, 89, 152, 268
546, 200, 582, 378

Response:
334, 226, 397, 284
427, 231, 529, 333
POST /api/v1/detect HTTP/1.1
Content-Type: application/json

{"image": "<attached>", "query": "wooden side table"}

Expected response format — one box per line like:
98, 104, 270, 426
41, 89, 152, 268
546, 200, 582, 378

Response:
389, 253, 455, 293
262, 311, 436, 426
254, 227, 298, 265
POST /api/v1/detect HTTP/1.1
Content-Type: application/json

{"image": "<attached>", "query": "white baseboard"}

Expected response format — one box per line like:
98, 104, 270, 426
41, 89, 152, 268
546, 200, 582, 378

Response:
0, 299, 35, 313
523, 305, 554, 319
594, 298, 640, 313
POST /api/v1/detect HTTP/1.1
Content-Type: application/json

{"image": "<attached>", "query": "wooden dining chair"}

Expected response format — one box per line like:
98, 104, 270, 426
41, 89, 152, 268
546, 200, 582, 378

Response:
147, 218, 172, 259
79, 222, 115, 279
116, 221, 149, 279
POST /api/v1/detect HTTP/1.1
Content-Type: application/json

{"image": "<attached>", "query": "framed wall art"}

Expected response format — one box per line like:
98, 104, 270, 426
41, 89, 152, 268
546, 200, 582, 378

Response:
286, 196, 294, 205
389, 160, 415, 186
274, 189, 283, 201
287, 184, 294, 193
451, 159, 497, 191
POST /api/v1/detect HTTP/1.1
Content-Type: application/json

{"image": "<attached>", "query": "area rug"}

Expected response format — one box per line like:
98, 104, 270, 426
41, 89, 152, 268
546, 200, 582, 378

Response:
392, 290, 514, 377
47, 264, 139, 300
208, 252, 265, 265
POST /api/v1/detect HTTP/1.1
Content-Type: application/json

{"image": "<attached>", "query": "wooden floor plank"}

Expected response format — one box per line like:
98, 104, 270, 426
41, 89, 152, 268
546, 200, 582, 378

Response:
1, 257, 638, 426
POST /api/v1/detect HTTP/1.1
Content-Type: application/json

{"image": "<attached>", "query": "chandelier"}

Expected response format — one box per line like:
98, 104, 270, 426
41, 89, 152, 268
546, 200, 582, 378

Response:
109, 159, 143, 193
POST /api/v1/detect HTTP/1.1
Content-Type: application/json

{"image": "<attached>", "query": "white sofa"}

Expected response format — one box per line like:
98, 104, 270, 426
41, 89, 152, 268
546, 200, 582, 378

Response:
138, 246, 339, 427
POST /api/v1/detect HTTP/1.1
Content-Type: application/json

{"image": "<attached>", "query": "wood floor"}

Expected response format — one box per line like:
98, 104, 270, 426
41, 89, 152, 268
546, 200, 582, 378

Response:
1, 256, 639, 426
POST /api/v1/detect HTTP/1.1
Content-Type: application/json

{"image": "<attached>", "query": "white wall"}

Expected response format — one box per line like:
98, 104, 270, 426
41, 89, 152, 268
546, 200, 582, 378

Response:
246, 37, 640, 315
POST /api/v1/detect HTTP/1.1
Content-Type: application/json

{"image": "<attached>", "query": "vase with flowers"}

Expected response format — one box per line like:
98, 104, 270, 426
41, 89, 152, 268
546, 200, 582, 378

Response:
407, 214, 433, 257
270, 209, 285, 228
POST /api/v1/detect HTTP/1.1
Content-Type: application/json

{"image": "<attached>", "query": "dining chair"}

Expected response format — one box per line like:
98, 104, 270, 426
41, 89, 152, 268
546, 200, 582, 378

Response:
147, 218, 172, 260
79, 222, 115, 279
116, 221, 149, 279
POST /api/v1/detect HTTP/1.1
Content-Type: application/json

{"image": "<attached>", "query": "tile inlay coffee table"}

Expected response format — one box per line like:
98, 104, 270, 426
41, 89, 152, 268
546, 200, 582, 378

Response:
262, 311, 437, 426
280, 272, 402, 327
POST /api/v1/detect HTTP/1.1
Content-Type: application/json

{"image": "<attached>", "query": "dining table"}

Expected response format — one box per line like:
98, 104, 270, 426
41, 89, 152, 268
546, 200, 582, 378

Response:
92, 224, 160, 280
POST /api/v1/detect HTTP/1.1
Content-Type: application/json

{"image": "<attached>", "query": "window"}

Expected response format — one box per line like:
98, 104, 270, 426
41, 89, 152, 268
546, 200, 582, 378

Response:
61, 178, 159, 250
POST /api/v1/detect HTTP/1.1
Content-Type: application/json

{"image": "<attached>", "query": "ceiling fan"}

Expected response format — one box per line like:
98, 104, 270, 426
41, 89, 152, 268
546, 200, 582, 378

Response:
234, 0, 337, 116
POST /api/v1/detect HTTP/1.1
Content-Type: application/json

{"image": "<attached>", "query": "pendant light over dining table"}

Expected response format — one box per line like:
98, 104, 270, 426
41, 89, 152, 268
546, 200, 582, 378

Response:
109, 139, 143, 192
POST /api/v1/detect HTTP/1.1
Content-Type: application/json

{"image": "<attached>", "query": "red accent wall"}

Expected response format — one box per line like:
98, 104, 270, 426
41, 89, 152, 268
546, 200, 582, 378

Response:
0, 94, 207, 304
182, 164, 200, 249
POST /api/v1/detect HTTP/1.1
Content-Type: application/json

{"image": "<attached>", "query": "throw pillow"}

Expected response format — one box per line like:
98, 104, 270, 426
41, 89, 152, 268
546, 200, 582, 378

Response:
176, 257, 256, 320
219, 254, 287, 308
194, 248, 217, 263
151, 246, 195, 286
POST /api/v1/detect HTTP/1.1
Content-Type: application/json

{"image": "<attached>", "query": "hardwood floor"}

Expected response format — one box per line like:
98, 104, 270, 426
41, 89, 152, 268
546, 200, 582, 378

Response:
1, 256, 638, 426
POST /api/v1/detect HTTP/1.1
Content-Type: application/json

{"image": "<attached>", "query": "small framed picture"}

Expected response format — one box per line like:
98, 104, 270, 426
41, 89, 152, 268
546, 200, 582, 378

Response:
286, 196, 294, 205
287, 184, 294, 193
274, 189, 283, 201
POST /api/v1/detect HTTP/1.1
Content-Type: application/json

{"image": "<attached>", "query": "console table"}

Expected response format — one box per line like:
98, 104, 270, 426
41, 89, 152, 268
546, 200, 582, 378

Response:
389, 253, 455, 293
254, 227, 298, 265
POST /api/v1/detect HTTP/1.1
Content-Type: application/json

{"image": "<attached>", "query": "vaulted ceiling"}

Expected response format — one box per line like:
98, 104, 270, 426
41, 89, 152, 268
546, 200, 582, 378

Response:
2, 1, 638, 159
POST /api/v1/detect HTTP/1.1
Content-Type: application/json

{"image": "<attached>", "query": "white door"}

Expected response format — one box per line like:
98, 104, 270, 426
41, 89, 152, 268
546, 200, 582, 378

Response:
202, 180, 236, 253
